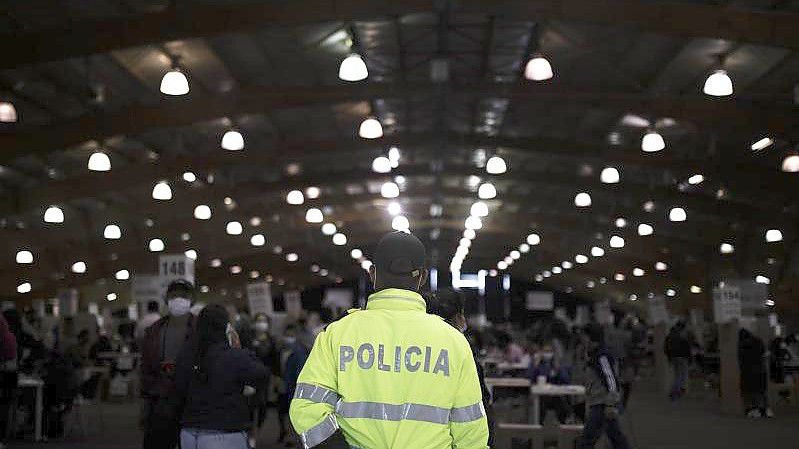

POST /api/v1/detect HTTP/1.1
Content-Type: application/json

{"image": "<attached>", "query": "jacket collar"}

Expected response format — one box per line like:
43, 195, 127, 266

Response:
366, 288, 426, 312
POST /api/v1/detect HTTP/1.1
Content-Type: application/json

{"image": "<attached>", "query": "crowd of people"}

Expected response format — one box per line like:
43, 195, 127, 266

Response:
0, 231, 797, 449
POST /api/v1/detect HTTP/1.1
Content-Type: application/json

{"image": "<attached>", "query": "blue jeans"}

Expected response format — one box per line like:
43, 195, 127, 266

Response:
180, 428, 249, 449
577, 405, 631, 449
670, 357, 689, 400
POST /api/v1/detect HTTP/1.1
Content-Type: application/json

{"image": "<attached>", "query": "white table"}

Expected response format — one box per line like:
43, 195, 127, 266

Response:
529, 384, 586, 424
18, 376, 45, 441
484, 377, 531, 401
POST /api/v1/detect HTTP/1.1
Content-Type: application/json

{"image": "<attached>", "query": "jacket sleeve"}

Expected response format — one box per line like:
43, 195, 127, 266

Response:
449, 342, 490, 449
597, 354, 621, 405
289, 328, 340, 448
237, 349, 269, 386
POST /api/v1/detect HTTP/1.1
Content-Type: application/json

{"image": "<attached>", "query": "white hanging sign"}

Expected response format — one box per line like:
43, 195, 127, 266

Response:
246, 282, 273, 316
713, 285, 742, 324
159, 254, 195, 286
285, 290, 302, 318
648, 296, 669, 325
526, 291, 554, 311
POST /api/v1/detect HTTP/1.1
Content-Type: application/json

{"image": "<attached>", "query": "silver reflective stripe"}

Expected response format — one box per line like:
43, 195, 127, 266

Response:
369, 294, 423, 303
450, 402, 486, 422
294, 383, 340, 407
336, 401, 450, 424
300, 414, 338, 448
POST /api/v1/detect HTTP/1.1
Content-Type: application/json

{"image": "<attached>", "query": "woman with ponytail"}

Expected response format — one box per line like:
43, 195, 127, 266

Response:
175, 304, 267, 449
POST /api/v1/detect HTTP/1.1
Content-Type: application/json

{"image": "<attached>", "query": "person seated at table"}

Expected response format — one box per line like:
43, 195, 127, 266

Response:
498, 332, 529, 365
528, 342, 572, 424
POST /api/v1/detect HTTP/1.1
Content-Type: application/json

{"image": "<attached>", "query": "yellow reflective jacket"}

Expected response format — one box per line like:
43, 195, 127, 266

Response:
290, 288, 489, 449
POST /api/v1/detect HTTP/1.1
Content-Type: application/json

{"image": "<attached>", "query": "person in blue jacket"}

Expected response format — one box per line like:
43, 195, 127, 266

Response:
528, 342, 571, 424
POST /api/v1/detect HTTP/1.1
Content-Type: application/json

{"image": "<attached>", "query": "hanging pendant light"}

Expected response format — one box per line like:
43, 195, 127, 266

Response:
194, 205, 212, 220
372, 156, 392, 173
359, 117, 383, 139
149, 238, 165, 252
524, 55, 554, 81
478, 183, 497, 199
160, 68, 189, 95
88, 151, 111, 171
669, 207, 687, 222
44, 206, 64, 223
703, 70, 733, 97
574, 192, 592, 207
470, 201, 489, 217
16, 250, 33, 264
338, 54, 368, 81
0, 101, 17, 123
103, 224, 122, 239
226, 221, 243, 235
464, 216, 483, 230
380, 182, 399, 198
781, 154, 799, 172
641, 131, 665, 153
152, 181, 172, 200
221, 130, 244, 151
600, 167, 620, 184
392, 215, 410, 231
305, 208, 324, 223
485, 156, 507, 174
286, 190, 305, 205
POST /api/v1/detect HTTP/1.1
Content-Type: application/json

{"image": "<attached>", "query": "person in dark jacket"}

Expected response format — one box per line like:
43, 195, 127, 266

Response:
664, 320, 691, 401
175, 304, 267, 449
140, 279, 197, 449
245, 313, 279, 448
577, 324, 631, 449
528, 342, 571, 424
428, 289, 494, 447
738, 328, 771, 418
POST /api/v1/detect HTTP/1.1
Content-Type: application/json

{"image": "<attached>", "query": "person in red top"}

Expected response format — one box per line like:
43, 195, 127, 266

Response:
140, 280, 196, 449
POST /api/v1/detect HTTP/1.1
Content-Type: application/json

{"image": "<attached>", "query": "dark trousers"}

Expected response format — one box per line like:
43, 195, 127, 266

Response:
577, 405, 631, 449
540, 396, 570, 424
143, 398, 181, 449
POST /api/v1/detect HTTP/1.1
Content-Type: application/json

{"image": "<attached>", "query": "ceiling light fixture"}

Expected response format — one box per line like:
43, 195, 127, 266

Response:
600, 167, 620, 184
575, 254, 588, 264
149, 239, 165, 252
226, 221, 243, 235
194, 205, 212, 220
104, 224, 122, 239
152, 181, 172, 200
465, 216, 482, 230
372, 156, 392, 173
332, 233, 347, 246
321, 223, 338, 236
0, 101, 17, 123
641, 131, 665, 153
609, 236, 625, 248
750, 137, 774, 152
765, 229, 783, 243
688, 174, 705, 185
703, 70, 733, 97
615, 218, 627, 228
286, 190, 304, 205
221, 130, 245, 151
574, 192, 592, 207
387, 202, 402, 216
286, 253, 299, 262
115, 269, 130, 280
88, 151, 111, 172
478, 183, 497, 199
359, 117, 383, 139
183, 171, 196, 182
669, 207, 687, 222
524, 55, 554, 81
351, 249, 363, 259
184, 249, 198, 260
16, 250, 33, 264
250, 234, 266, 247
720, 242, 734, 254
655, 262, 668, 271
305, 208, 323, 223
470, 201, 489, 217
637, 223, 654, 236
381, 182, 400, 198
44, 206, 64, 223
781, 154, 799, 173
392, 215, 410, 232
486, 156, 507, 174
71, 261, 87, 274
519, 243, 531, 253
160, 68, 189, 95
339, 54, 368, 81
591, 246, 605, 257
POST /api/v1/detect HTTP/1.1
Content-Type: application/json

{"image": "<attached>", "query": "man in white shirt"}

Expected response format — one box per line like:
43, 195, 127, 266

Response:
135, 301, 161, 340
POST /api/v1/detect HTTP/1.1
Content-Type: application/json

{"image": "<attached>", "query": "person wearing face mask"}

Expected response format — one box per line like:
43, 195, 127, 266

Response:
428, 289, 494, 447
528, 342, 571, 424
140, 279, 197, 449
245, 313, 279, 448
290, 232, 488, 449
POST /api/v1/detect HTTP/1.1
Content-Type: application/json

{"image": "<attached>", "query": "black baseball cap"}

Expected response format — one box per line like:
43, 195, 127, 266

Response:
166, 279, 195, 296
374, 231, 426, 277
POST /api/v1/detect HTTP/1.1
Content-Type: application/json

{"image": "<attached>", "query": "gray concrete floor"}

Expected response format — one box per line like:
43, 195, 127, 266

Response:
8, 376, 799, 449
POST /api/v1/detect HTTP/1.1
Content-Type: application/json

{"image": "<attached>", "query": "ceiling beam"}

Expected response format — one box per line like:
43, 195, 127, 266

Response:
2, 0, 797, 70
2, 82, 795, 164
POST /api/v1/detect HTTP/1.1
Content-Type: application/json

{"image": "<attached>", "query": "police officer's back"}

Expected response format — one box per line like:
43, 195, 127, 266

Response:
290, 232, 489, 448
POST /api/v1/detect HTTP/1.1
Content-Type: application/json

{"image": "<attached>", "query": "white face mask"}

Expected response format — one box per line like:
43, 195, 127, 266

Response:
167, 297, 191, 316
284, 336, 296, 345
255, 322, 269, 332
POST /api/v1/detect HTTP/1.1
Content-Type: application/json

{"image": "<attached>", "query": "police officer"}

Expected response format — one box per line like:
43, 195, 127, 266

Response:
290, 231, 489, 448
